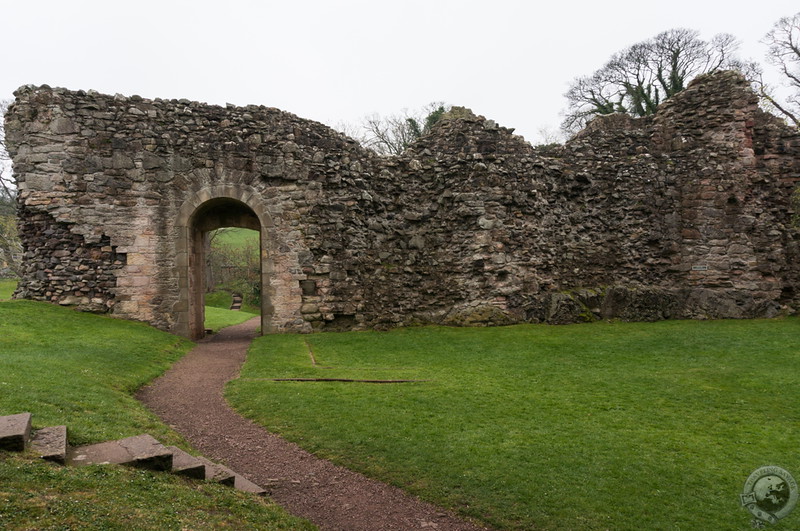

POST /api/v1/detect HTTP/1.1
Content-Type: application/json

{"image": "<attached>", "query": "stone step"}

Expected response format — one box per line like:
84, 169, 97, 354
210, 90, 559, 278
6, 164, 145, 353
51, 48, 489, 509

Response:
166, 445, 206, 479
196, 456, 236, 486
195, 456, 265, 495
1, 412, 263, 496
233, 474, 266, 496
31, 425, 68, 464
67, 434, 172, 471
0, 412, 32, 451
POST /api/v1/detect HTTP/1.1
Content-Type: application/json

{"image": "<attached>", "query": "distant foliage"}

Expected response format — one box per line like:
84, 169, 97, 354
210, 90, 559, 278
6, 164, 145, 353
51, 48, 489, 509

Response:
206, 228, 260, 307
0, 213, 21, 277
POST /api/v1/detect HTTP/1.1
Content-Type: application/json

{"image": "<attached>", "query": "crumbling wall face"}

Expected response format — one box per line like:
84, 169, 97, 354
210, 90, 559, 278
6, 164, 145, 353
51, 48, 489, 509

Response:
313, 71, 800, 328
5, 71, 800, 336
14, 207, 125, 311
645, 72, 800, 317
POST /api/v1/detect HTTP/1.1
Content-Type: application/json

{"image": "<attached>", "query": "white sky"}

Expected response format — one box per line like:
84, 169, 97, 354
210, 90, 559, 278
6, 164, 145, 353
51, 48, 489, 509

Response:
1, 1, 798, 143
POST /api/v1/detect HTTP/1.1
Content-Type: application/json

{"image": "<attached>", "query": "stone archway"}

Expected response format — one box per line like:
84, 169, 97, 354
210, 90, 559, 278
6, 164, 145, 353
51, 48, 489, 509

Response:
175, 186, 275, 340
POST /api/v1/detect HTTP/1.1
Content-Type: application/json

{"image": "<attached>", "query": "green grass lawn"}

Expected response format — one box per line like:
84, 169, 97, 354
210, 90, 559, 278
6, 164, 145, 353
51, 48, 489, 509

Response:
0, 299, 313, 529
0, 300, 193, 445
0, 453, 313, 530
205, 306, 259, 333
0, 278, 17, 299
206, 289, 260, 315
213, 227, 259, 247
205, 288, 260, 333
227, 319, 800, 530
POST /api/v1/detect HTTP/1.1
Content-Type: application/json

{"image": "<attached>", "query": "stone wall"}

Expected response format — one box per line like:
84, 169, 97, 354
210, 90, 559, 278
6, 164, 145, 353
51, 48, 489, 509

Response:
6, 71, 800, 337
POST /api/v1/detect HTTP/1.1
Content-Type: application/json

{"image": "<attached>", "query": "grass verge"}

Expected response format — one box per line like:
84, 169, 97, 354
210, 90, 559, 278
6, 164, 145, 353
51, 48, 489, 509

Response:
0, 453, 314, 530
227, 319, 800, 530
0, 300, 192, 445
0, 299, 313, 529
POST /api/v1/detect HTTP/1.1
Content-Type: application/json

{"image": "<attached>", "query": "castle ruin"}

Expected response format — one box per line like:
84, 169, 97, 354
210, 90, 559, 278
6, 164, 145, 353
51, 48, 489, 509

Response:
5, 71, 800, 339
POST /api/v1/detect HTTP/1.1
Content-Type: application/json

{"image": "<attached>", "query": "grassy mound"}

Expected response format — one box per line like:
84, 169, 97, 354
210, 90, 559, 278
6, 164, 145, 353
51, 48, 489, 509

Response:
205, 289, 260, 315
227, 319, 800, 530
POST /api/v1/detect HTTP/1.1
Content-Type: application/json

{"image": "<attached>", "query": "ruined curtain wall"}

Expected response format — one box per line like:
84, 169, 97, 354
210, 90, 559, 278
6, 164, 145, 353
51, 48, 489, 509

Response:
6, 71, 800, 335
340, 72, 800, 327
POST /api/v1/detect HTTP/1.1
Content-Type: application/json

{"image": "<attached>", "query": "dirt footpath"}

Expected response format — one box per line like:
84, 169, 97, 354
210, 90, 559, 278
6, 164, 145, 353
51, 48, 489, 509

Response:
137, 318, 491, 531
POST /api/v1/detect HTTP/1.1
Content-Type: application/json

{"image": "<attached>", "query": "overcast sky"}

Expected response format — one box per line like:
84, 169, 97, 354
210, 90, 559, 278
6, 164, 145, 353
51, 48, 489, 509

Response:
1, 1, 798, 143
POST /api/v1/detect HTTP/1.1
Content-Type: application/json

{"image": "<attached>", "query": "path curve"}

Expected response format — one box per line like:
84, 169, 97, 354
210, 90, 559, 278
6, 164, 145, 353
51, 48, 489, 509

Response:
137, 318, 490, 531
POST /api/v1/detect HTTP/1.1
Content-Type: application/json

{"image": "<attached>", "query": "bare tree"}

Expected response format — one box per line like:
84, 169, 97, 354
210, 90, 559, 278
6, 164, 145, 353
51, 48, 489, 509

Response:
534, 125, 564, 147
562, 29, 740, 134
332, 120, 369, 145
360, 102, 447, 155
760, 12, 800, 127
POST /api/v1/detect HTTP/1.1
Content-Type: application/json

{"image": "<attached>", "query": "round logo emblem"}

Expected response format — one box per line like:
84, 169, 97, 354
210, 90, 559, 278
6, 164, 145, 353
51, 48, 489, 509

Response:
741, 466, 798, 526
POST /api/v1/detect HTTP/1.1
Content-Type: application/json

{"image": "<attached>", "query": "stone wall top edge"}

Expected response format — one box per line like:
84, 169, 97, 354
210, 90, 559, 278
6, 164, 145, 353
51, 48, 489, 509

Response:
11, 83, 363, 147
13, 83, 280, 115
11, 70, 797, 170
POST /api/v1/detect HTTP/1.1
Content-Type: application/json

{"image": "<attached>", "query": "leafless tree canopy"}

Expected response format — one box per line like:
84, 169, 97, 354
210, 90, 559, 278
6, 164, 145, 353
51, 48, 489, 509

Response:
357, 103, 447, 156
561, 29, 740, 134
759, 12, 800, 127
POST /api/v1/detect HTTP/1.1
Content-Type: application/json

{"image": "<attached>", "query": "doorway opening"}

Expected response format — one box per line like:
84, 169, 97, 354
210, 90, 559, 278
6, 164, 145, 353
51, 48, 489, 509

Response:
206, 226, 261, 316
186, 197, 267, 340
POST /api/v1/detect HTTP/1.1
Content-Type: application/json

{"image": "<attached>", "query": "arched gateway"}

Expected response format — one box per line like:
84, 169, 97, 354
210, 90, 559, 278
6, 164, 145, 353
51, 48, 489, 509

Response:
6, 73, 800, 338
5, 85, 368, 337
176, 186, 275, 339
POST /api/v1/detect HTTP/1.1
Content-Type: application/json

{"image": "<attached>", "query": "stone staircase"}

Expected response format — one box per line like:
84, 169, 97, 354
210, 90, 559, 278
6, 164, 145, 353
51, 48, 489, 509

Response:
0, 412, 265, 495
229, 293, 243, 311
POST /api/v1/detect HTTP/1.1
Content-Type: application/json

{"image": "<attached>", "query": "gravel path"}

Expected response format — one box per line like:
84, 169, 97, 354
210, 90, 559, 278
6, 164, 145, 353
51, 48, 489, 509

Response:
137, 318, 490, 531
